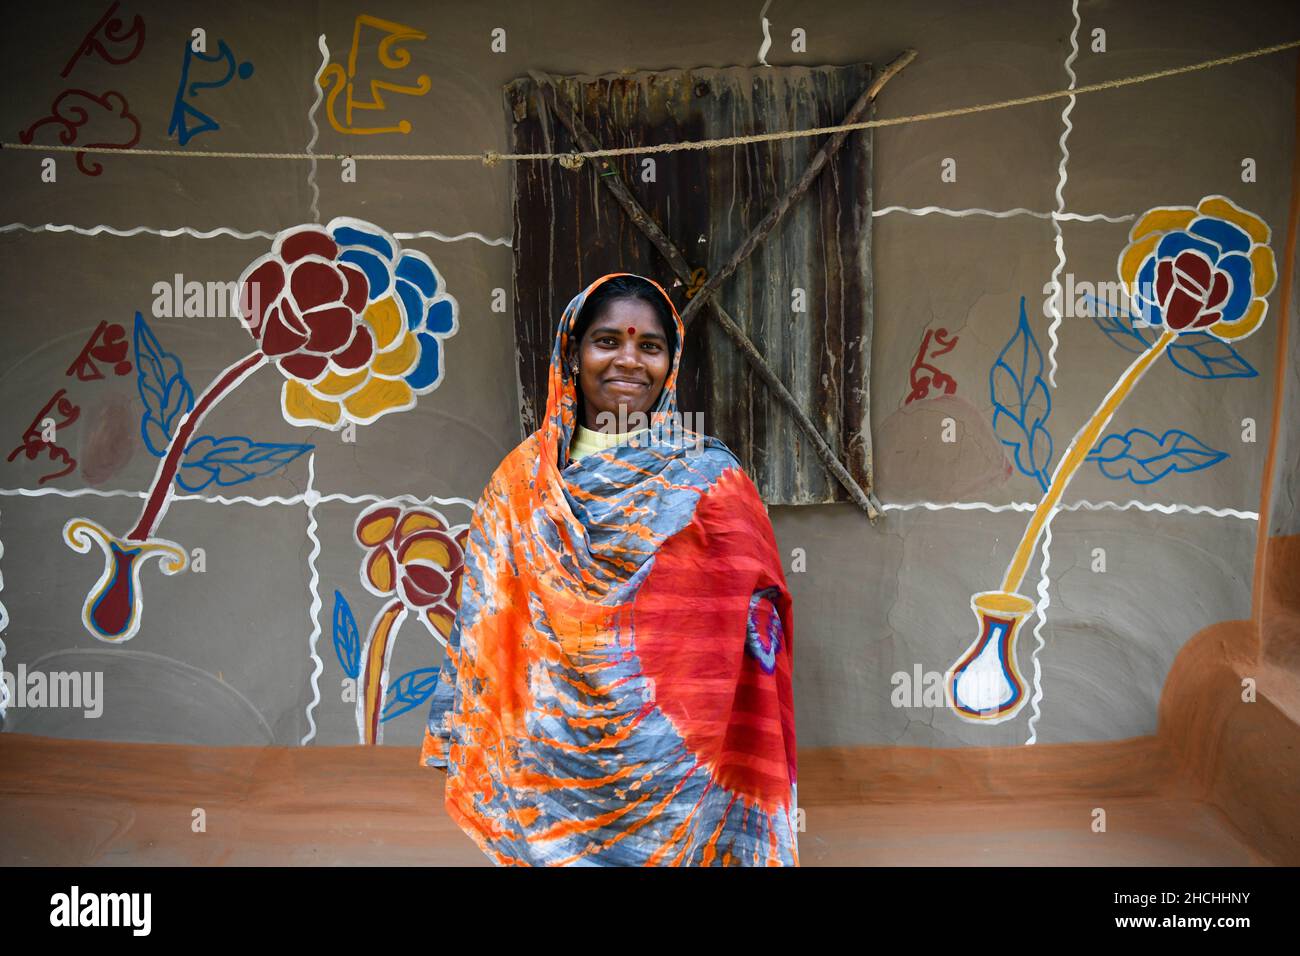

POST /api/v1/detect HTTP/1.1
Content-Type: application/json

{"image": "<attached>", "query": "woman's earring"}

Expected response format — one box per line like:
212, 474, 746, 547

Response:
569, 356, 580, 377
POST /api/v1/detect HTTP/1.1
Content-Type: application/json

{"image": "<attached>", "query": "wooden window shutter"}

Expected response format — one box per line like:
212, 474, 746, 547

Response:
505, 64, 875, 504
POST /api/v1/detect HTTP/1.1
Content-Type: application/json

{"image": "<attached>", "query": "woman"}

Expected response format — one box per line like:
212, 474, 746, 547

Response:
420, 272, 798, 866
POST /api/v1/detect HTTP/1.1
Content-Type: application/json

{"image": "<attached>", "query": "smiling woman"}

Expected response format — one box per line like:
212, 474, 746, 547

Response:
566, 275, 679, 457
420, 272, 799, 866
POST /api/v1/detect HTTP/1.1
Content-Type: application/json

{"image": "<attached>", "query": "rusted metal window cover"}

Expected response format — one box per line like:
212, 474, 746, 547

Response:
506, 64, 874, 504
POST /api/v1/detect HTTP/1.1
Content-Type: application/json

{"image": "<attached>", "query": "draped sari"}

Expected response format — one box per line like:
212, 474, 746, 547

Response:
421, 273, 798, 866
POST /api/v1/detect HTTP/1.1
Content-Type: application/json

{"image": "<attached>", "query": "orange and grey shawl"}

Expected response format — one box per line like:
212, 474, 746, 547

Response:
420, 273, 798, 866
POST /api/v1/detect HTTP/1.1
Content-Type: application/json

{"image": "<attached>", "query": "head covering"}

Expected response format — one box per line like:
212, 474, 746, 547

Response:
422, 273, 798, 866
546, 272, 683, 473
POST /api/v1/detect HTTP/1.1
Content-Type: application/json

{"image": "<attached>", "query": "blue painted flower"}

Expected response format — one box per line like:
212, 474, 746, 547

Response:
1119, 195, 1275, 342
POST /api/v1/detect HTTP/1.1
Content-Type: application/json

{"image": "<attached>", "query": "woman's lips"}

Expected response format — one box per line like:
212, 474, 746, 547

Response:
604, 379, 648, 388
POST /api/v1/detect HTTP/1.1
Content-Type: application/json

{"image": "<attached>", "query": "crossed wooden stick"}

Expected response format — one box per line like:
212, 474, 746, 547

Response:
529, 50, 916, 520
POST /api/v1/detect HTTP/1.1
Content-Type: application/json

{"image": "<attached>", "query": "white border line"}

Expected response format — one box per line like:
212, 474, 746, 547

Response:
0, 485, 477, 510
1024, 510, 1056, 745
0, 525, 8, 719
878, 499, 1258, 519
1021, 2, 1081, 743
0, 222, 275, 240
307, 35, 329, 224
300, 454, 325, 745
873, 206, 1134, 223
757, 0, 774, 67
1, 485, 1252, 518
1045, 0, 1082, 390
0, 222, 512, 247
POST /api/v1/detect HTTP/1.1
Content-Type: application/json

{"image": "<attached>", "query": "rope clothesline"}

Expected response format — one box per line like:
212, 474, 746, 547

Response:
3, 37, 1298, 166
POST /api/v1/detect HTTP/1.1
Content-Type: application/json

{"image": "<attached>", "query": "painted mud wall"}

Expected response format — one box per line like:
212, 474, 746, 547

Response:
0, 0, 1296, 755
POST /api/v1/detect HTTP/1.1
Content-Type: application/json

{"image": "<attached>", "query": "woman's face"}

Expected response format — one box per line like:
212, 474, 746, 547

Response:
576, 297, 671, 431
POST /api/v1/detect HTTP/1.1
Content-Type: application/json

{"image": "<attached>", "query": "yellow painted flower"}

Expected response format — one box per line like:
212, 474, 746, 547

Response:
355, 503, 467, 641
280, 295, 425, 427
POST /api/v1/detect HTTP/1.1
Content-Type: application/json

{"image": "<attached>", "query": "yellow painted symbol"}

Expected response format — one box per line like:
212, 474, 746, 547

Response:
320, 15, 431, 135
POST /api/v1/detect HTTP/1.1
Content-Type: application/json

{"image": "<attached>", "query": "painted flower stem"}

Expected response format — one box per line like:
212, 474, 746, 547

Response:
1001, 329, 1178, 593
360, 599, 408, 745
948, 329, 1178, 723
127, 349, 267, 542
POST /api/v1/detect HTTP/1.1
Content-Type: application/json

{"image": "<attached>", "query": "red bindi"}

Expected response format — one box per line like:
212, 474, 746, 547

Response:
627, 326, 636, 335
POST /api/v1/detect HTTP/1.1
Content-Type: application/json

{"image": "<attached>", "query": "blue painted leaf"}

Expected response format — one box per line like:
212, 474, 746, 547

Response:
333, 591, 361, 679
382, 666, 441, 722
134, 312, 194, 456
1087, 427, 1228, 484
1086, 295, 1258, 380
175, 435, 312, 492
989, 297, 1053, 491
1167, 332, 1258, 380
1083, 293, 1153, 354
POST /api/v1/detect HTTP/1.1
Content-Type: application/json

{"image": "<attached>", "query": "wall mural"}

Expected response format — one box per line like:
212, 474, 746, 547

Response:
903, 327, 959, 405
318, 14, 431, 136
18, 1, 146, 177
348, 503, 468, 744
167, 36, 254, 146
946, 194, 1276, 724
1, 2, 1283, 759
60, 218, 461, 644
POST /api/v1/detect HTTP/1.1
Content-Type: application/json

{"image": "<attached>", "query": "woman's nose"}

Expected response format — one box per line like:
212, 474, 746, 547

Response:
613, 345, 643, 368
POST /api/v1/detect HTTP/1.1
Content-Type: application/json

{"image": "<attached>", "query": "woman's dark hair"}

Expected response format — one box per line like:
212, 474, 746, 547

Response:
570, 275, 677, 358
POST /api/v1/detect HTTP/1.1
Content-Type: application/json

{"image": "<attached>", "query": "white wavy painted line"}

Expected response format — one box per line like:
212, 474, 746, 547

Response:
1052, 211, 1134, 222
300, 454, 325, 746
0, 487, 306, 506
0, 222, 275, 240
393, 229, 512, 247
170, 492, 306, 506
316, 491, 477, 510
0, 487, 146, 500
0, 485, 472, 511
1060, 500, 1258, 520
0, 525, 9, 718
0, 221, 512, 247
307, 34, 328, 224
880, 498, 1258, 519
1044, 0, 1082, 390
1, 485, 1251, 519
882, 500, 1035, 513
758, 0, 773, 66
1024, 510, 1056, 745
876, 205, 1051, 220
872, 206, 1134, 223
